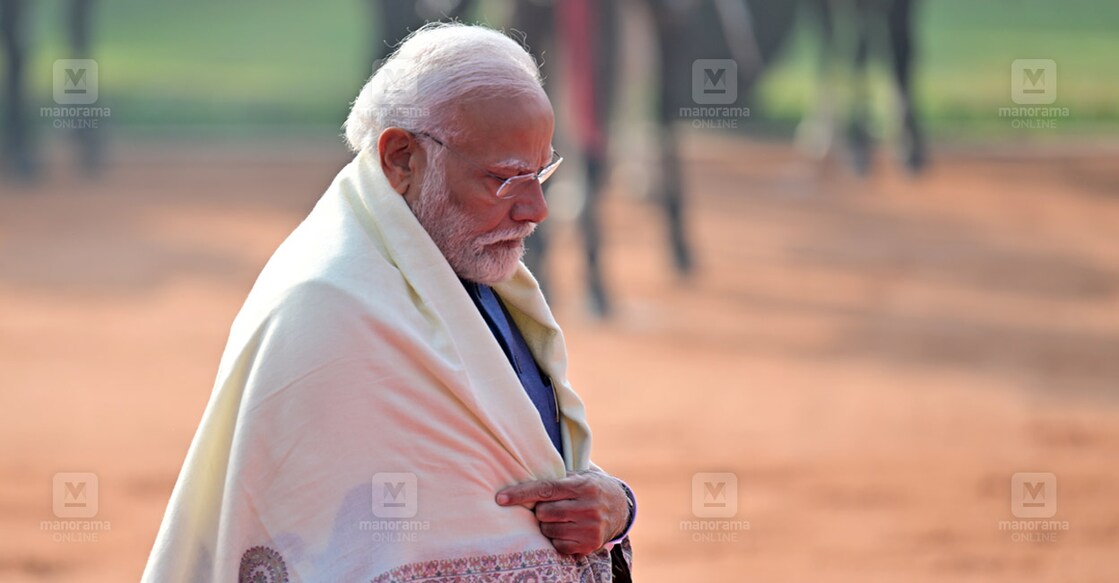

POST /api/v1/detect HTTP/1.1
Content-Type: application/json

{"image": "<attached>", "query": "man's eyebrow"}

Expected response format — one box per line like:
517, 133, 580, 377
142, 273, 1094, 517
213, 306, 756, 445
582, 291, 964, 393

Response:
489, 150, 555, 175
488, 157, 536, 175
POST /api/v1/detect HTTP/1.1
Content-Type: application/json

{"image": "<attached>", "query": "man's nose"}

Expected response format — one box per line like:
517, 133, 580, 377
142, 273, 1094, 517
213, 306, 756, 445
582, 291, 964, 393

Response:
510, 181, 548, 224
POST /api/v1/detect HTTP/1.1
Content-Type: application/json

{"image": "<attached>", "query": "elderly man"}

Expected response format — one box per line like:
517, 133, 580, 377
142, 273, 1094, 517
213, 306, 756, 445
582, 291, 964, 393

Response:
142, 23, 634, 582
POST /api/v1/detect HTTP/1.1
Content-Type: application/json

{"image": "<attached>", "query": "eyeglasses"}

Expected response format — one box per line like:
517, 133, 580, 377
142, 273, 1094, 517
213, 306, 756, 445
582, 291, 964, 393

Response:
412, 130, 563, 200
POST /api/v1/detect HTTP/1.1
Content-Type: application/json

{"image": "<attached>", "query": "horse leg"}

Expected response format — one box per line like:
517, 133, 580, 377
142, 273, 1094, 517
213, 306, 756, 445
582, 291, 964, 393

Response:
660, 122, 690, 276
580, 153, 609, 315
586, 0, 620, 315
796, 0, 840, 161
553, 0, 619, 316
373, 0, 476, 63
371, 0, 425, 64
414, 0, 475, 21
847, 0, 874, 176
1, 0, 36, 181
511, 0, 557, 299
68, 0, 102, 176
649, 0, 693, 277
887, 0, 924, 173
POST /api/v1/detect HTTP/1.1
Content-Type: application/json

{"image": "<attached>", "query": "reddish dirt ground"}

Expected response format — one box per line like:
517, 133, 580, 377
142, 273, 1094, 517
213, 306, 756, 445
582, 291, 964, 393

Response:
1, 133, 1117, 582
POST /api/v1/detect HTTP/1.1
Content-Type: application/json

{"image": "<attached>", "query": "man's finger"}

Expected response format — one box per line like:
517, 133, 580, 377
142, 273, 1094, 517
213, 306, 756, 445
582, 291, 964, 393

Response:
495, 479, 575, 506
532, 499, 580, 523
538, 519, 573, 539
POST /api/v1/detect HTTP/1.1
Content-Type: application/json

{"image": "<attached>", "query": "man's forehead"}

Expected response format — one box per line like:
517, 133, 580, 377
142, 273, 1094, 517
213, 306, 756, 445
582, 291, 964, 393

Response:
453, 90, 553, 165
460, 125, 554, 173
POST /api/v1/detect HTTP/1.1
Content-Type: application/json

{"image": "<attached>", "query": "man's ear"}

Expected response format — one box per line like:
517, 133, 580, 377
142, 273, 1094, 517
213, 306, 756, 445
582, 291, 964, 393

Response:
377, 128, 418, 196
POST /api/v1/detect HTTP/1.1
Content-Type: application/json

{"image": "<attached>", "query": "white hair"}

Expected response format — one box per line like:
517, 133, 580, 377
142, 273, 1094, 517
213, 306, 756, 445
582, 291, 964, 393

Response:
343, 23, 544, 153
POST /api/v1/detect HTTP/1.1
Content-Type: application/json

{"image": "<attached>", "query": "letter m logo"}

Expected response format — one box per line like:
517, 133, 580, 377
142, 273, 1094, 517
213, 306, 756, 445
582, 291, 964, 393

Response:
372, 472, 417, 518
382, 481, 407, 507
64, 481, 88, 504
52, 473, 98, 518
1022, 68, 1046, 92
1021, 480, 1046, 504
65, 68, 88, 93
692, 59, 737, 105
703, 481, 727, 506
1011, 472, 1056, 518
53, 59, 99, 105
1011, 59, 1056, 105
703, 68, 727, 94
692, 472, 737, 518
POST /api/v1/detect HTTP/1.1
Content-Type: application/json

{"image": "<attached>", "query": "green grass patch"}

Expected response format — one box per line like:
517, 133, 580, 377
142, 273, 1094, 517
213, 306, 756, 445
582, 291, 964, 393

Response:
17, 0, 1119, 138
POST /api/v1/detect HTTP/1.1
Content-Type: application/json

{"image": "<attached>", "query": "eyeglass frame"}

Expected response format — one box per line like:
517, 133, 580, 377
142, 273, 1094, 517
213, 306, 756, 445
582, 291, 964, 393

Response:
409, 130, 563, 200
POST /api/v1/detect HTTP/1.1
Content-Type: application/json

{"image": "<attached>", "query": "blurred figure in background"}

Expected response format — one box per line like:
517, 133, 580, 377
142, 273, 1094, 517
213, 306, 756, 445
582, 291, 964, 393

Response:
365, 0, 626, 315
66, 0, 101, 176
0, 0, 101, 183
796, 0, 925, 175
512, 0, 797, 316
368, 0, 477, 64
511, 0, 624, 315
364, 0, 802, 317
1, 0, 33, 180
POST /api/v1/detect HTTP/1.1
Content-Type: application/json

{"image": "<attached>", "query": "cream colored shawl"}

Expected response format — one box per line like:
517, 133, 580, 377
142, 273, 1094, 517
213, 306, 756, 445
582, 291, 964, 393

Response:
142, 149, 625, 581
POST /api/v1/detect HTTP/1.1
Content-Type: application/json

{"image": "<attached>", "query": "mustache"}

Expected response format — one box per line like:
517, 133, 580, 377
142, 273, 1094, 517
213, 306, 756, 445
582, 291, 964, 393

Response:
475, 222, 537, 246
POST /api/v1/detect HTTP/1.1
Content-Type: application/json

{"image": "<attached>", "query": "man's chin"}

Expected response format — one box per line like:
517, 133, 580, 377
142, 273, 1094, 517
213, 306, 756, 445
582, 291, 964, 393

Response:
466, 242, 524, 284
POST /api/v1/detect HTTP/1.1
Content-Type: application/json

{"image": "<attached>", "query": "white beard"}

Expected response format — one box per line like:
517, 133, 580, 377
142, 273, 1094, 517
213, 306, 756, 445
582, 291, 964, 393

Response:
410, 150, 536, 285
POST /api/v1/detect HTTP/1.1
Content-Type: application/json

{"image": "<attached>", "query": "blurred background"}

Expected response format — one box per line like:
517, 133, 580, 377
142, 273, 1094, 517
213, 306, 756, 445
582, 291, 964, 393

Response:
1, 0, 1117, 581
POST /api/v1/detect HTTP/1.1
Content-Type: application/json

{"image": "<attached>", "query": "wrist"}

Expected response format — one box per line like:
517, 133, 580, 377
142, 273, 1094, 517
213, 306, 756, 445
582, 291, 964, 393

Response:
608, 478, 636, 542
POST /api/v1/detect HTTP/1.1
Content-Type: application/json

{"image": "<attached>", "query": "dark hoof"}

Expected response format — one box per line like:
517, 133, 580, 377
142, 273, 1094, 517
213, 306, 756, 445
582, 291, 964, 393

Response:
900, 135, 926, 175
845, 119, 875, 176
587, 280, 611, 319
1, 153, 41, 185
672, 238, 694, 277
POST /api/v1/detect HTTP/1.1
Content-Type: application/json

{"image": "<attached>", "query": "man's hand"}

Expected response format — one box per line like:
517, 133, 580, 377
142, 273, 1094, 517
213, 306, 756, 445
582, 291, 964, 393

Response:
496, 470, 629, 557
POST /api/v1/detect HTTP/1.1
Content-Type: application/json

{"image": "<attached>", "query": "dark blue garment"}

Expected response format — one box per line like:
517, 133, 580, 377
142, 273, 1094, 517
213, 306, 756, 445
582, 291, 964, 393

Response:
461, 279, 564, 455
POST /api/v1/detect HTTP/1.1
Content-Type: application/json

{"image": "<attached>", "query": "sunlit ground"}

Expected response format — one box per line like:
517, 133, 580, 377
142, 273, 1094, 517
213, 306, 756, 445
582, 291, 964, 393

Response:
1, 131, 1116, 581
